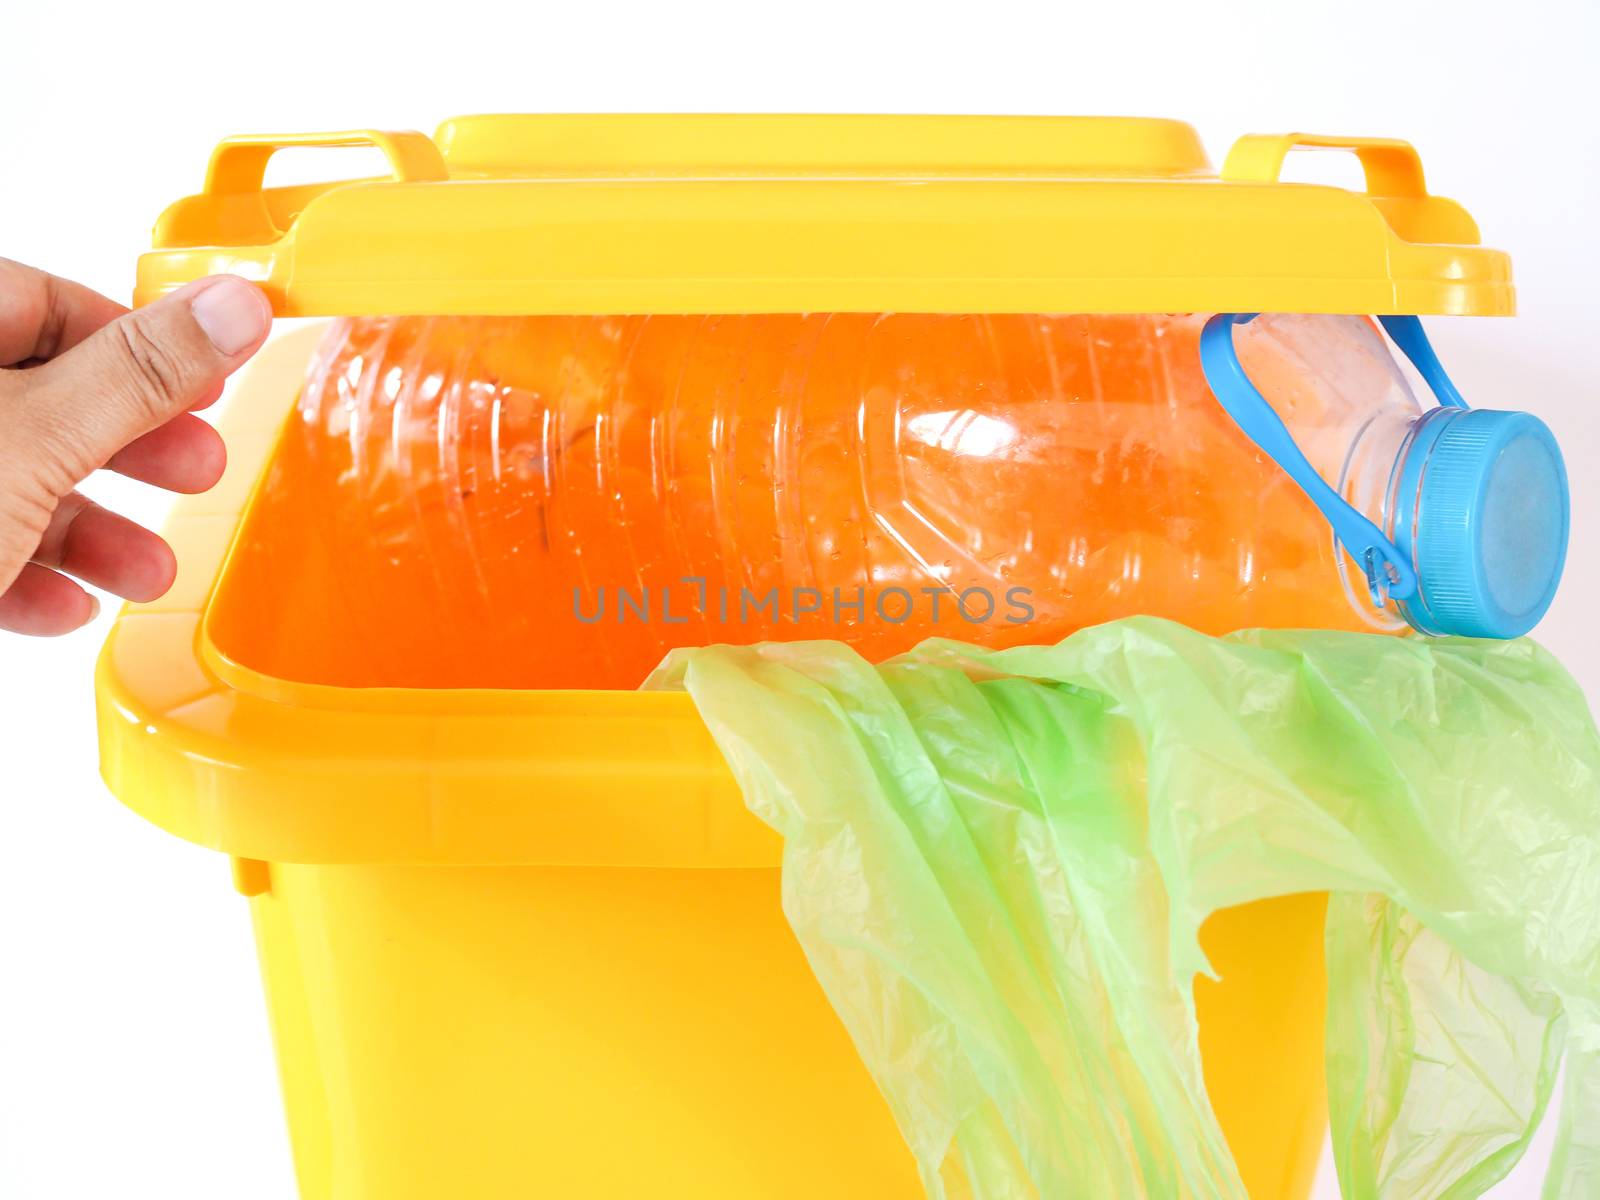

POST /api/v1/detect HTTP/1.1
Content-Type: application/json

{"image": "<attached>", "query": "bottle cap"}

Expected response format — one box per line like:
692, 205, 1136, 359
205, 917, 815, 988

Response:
1392, 408, 1569, 638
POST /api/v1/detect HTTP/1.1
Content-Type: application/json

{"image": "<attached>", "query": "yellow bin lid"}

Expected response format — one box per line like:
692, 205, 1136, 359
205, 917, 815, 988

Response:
135, 114, 1513, 317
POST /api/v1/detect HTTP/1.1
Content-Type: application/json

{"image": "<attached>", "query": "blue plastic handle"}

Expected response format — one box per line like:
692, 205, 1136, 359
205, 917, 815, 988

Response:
1377, 315, 1468, 411
1199, 313, 1419, 606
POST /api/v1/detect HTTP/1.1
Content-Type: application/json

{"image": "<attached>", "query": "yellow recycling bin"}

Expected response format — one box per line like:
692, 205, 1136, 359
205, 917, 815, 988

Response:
98, 115, 1514, 1199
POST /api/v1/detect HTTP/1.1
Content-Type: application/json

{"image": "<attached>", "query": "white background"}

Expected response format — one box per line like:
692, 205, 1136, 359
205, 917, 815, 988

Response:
2, 1, 1595, 1196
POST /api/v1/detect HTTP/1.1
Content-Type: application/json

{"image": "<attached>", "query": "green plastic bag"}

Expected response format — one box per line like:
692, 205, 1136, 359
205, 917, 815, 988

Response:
646, 618, 1600, 1199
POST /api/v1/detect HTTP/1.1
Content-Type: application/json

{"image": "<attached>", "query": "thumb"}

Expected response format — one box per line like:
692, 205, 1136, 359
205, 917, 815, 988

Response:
16, 275, 271, 484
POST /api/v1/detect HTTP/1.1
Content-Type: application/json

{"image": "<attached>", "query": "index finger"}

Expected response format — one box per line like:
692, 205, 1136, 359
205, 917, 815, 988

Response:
0, 258, 129, 367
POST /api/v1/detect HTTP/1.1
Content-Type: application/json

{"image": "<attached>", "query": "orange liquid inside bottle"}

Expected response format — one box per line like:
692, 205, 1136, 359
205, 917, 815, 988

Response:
210, 313, 1397, 689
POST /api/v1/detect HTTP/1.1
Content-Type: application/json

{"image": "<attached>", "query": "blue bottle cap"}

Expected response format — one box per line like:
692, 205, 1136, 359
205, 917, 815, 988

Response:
1391, 407, 1569, 638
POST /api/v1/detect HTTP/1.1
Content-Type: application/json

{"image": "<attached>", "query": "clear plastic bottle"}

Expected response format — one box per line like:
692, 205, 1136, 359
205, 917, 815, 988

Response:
224, 312, 1433, 689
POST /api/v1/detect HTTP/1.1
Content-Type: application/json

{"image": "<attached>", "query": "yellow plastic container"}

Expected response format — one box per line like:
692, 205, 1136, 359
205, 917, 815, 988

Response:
98, 115, 1514, 1199
93, 327, 1329, 1199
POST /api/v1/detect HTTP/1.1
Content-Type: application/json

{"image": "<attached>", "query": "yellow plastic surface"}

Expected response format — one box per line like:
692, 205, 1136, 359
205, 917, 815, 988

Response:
96, 330, 1327, 1197
134, 115, 1512, 318
244, 866, 1324, 1200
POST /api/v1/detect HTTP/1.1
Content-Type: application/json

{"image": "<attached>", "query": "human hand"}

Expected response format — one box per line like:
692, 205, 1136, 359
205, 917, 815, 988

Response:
0, 262, 271, 635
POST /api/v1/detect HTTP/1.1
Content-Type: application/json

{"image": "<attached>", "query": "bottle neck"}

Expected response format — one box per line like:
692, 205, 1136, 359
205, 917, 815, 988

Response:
1334, 411, 1415, 631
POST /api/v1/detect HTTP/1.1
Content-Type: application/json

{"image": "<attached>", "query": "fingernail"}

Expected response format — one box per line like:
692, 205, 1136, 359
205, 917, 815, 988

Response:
86, 595, 102, 623
190, 277, 269, 355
